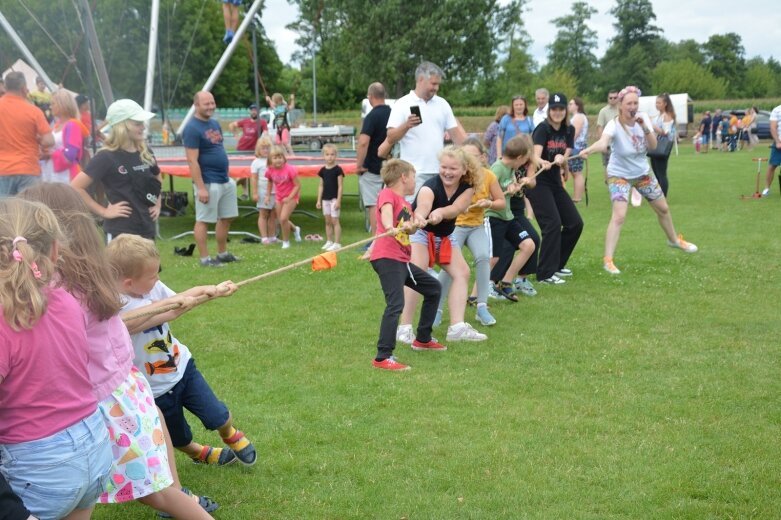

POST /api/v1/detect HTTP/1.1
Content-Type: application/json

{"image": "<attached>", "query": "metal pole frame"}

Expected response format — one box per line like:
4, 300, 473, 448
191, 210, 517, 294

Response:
0, 10, 57, 91
175, 0, 264, 136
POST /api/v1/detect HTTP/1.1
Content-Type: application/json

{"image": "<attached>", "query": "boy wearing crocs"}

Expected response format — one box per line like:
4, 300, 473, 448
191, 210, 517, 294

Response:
106, 234, 257, 466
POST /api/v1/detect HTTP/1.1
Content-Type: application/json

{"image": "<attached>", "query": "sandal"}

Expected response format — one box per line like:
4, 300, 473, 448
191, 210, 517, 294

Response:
496, 281, 519, 302
157, 487, 219, 517
191, 445, 236, 466
223, 430, 257, 466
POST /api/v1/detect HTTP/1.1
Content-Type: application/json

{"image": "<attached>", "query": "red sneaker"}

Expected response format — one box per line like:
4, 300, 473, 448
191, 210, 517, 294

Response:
411, 339, 448, 351
372, 357, 411, 371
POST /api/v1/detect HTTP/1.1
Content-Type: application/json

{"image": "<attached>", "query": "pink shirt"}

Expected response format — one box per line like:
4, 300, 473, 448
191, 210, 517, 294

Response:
0, 288, 97, 444
265, 163, 299, 202
84, 310, 135, 401
370, 188, 413, 263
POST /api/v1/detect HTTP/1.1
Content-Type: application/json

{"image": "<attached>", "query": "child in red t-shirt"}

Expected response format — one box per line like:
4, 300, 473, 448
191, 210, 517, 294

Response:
369, 159, 444, 371
264, 145, 302, 249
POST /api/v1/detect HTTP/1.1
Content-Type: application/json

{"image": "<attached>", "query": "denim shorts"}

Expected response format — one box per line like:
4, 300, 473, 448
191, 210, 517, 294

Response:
0, 409, 112, 519
0, 174, 40, 197
409, 229, 460, 249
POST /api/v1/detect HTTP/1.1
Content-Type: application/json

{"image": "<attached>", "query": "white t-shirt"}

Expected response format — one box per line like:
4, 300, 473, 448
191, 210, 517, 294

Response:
532, 105, 548, 128
602, 113, 654, 179
770, 105, 781, 143
250, 158, 273, 200
386, 90, 457, 174
121, 281, 192, 397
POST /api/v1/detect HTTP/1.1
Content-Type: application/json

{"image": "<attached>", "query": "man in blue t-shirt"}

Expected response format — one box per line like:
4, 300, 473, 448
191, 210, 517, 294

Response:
183, 91, 240, 267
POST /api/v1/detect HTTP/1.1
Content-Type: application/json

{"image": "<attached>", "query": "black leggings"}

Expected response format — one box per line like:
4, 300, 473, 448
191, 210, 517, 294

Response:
525, 183, 583, 280
650, 155, 670, 196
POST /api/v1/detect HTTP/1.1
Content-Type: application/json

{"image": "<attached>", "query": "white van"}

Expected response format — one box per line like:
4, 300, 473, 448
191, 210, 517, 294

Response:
637, 93, 693, 137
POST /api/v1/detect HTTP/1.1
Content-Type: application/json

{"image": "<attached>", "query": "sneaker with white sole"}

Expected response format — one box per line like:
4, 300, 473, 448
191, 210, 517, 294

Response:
667, 234, 698, 253
281, 241, 291, 249
539, 275, 565, 285
321, 241, 333, 250
327, 243, 342, 251
446, 322, 487, 342
200, 257, 224, 268
475, 305, 496, 326
396, 324, 414, 344
216, 252, 240, 263
761, 188, 770, 197
411, 338, 447, 351
513, 277, 537, 296
603, 258, 621, 275
372, 356, 411, 371
555, 268, 572, 277
294, 226, 302, 242
432, 309, 443, 327
487, 283, 501, 299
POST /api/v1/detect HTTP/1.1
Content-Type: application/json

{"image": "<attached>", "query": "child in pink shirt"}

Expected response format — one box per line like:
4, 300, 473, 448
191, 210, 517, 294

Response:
0, 197, 112, 520
20, 183, 216, 518
264, 145, 302, 248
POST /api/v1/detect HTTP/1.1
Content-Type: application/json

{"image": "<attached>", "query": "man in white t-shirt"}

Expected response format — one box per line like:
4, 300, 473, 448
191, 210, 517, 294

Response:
762, 104, 781, 197
384, 61, 466, 195
532, 88, 549, 128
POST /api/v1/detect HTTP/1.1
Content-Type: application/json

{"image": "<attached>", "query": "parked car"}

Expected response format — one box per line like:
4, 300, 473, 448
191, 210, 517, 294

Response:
723, 109, 771, 139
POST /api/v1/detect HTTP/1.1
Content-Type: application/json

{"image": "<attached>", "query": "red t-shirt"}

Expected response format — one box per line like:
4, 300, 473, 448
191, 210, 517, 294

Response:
265, 163, 299, 202
370, 188, 413, 263
235, 117, 268, 151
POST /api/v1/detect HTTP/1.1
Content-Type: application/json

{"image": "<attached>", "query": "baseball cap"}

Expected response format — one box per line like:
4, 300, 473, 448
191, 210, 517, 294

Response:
75, 94, 89, 106
549, 93, 567, 109
248, 103, 258, 110
104, 99, 155, 131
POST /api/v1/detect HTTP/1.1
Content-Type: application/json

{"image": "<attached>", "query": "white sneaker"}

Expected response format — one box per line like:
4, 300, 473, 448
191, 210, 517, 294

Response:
446, 322, 487, 342
487, 283, 501, 299
667, 234, 698, 253
281, 241, 291, 249
327, 243, 341, 251
539, 275, 565, 285
396, 324, 414, 344
321, 241, 333, 250
294, 226, 302, 242
761, 188, 770, 197
555, 268, 572, 277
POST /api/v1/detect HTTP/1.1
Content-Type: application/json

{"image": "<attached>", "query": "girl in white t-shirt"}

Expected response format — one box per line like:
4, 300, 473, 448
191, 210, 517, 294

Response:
579, 86, 697, 275
250, 135, 277, 244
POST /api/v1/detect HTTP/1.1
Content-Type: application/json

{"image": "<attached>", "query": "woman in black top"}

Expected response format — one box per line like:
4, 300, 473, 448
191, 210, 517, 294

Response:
72, 99, 162, 241
527, 93, 583, 284
397, 146, 487, 344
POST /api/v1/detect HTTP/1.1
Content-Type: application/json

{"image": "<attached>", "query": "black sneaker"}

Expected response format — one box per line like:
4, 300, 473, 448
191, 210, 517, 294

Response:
216, 252, 240, 263
200, 257, 224, 268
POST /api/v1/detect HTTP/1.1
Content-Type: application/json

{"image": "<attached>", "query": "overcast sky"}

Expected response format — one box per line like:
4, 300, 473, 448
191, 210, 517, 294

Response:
261, 0, 779, 67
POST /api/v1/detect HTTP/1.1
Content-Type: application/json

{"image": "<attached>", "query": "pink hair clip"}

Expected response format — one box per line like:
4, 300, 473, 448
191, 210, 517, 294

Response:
30, 262, 42, 279
12, 250, 23, 262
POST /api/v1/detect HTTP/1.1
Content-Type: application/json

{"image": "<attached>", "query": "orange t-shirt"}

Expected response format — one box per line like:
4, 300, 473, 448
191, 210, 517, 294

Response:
0, 93, 52, 175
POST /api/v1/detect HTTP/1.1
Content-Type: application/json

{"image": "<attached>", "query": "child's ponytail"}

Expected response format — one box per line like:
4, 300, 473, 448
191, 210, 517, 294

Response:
0, 198, 63, 330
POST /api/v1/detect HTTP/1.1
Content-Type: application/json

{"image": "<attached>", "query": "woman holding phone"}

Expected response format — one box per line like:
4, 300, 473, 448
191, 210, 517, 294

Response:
579, 86, 697, 275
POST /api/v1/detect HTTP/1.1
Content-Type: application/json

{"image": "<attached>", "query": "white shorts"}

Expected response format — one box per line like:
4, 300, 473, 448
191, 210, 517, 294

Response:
322, 199, 340, 218
194, 180, 239, 223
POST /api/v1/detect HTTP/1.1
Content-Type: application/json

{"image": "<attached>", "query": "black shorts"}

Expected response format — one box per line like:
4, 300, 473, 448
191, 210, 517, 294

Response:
488, 217, 531, 257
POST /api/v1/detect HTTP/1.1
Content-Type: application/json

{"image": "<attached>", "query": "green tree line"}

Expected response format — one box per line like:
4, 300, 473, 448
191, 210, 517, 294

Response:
1, 0, 779, 115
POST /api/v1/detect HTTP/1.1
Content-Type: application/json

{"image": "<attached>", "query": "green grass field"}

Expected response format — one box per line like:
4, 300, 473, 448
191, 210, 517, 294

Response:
93, 144, 781, 519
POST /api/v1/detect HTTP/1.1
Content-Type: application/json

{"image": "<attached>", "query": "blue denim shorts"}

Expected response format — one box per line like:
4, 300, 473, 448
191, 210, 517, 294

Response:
0, 409, 112, 519
0, 174, 40, 197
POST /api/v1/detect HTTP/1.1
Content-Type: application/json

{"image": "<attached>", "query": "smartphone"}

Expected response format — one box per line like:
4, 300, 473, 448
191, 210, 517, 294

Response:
410, 105, 422, 124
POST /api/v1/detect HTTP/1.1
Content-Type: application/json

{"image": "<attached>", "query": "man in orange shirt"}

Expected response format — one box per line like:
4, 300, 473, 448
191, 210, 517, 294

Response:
0, 72, 54, 196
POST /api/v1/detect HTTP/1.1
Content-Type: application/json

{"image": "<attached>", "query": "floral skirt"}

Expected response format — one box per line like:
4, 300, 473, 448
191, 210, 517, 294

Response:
97, 366, 173, 503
